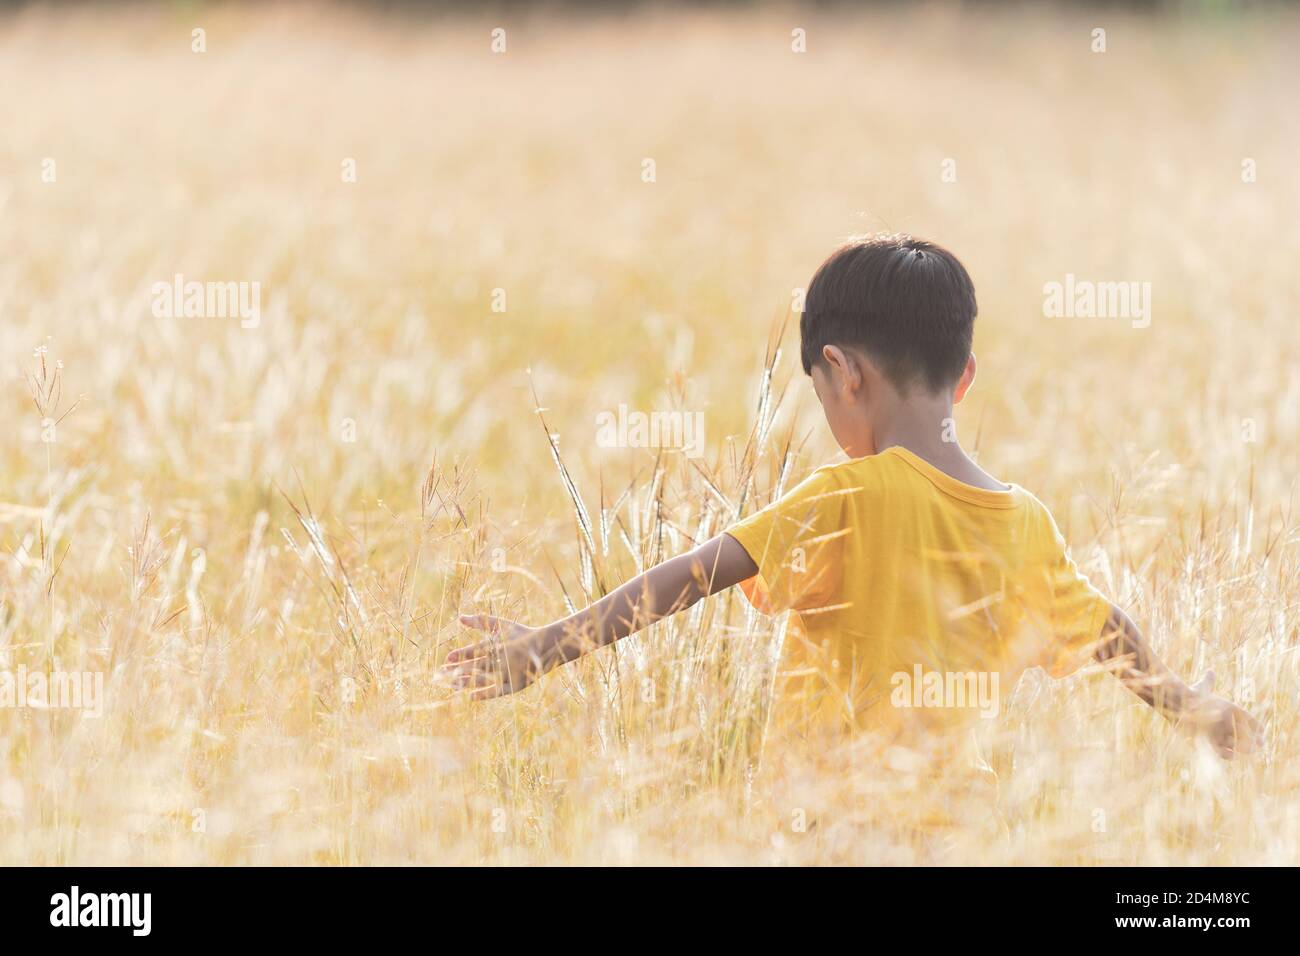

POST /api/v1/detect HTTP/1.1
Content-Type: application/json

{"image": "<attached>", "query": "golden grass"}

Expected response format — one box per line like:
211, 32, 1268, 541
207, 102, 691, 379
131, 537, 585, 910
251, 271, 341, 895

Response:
1, 2, 1297, 864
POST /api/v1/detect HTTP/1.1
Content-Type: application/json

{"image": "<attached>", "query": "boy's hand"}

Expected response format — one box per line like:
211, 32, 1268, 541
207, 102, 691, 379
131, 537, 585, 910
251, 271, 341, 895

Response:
439, 614, 554, 699
1098, 607, 1264, 760
440, 535, 757, 702
1177, 671, 1264, 759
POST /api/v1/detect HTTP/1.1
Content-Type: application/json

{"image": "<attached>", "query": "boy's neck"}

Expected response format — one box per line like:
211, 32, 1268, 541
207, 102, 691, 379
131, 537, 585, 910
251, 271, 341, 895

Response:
870, 395, 1006, 491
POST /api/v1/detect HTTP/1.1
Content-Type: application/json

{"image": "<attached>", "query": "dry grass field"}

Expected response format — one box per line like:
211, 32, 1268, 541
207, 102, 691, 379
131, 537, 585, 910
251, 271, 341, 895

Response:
1, 2, 1298, 865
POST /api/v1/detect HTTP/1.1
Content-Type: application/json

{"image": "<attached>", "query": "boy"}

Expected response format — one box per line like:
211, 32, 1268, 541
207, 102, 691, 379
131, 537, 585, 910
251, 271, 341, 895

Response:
441, 234, 1261, 759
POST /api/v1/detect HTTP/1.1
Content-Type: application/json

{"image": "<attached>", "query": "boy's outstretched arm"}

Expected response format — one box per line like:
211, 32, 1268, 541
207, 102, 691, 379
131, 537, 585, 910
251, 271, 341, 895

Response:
1095, 603, 1263, 758
440, 533, 758, 699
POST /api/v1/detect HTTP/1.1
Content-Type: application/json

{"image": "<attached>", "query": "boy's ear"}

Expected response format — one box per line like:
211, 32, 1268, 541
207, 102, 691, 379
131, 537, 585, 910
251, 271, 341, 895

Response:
821, 345, 862, 392
953, 353, 977, 404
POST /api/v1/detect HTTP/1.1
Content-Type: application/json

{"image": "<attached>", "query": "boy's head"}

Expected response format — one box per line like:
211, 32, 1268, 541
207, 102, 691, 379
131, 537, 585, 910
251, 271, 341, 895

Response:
800, 234, 977, 397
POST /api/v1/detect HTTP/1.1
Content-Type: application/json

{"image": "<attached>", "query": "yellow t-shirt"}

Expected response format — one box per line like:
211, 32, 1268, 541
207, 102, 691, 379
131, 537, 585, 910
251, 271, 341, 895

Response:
726, 446, 1111, 741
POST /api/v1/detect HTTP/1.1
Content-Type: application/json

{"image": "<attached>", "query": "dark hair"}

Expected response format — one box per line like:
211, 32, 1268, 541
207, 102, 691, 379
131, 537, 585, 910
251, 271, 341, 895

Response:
800, 234, 977, 394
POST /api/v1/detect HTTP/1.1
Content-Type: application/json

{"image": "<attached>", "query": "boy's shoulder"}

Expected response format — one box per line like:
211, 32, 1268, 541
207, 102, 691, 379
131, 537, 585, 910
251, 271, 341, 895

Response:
799, 447, 983, 495
800, 448, 909, 486
772, 450, 928, 517
773, 454, 896, 504
798, 449, 1062, 530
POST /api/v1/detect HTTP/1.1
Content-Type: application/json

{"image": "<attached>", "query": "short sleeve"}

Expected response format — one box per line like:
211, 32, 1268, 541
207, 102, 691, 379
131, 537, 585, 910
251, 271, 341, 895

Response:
1039, 518, 1112, 678
725, 467, 850, 614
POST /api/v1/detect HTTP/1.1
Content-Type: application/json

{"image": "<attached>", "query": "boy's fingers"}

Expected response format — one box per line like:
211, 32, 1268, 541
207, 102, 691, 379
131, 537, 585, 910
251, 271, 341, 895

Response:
443, 641, 490, 665
440, 621, 522, 701
445, 652, 500, 681
436, 663, 490, 691
1209, 707, 1262, 759
459, 613, 502, 634
436, 659, 478, 684
456, 669, 487, 689
437, 658, 493, 692
456, 665, 504, 695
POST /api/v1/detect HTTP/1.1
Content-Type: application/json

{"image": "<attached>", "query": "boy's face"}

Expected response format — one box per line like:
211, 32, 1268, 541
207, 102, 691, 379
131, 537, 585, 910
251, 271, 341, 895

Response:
811, 347, 978, 459
811, 358, 873, 458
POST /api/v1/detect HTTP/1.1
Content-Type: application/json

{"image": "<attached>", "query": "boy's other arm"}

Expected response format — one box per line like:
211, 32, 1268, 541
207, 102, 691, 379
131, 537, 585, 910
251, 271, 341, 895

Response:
1095, 603, 1262, 758
440, 533, 758, 699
